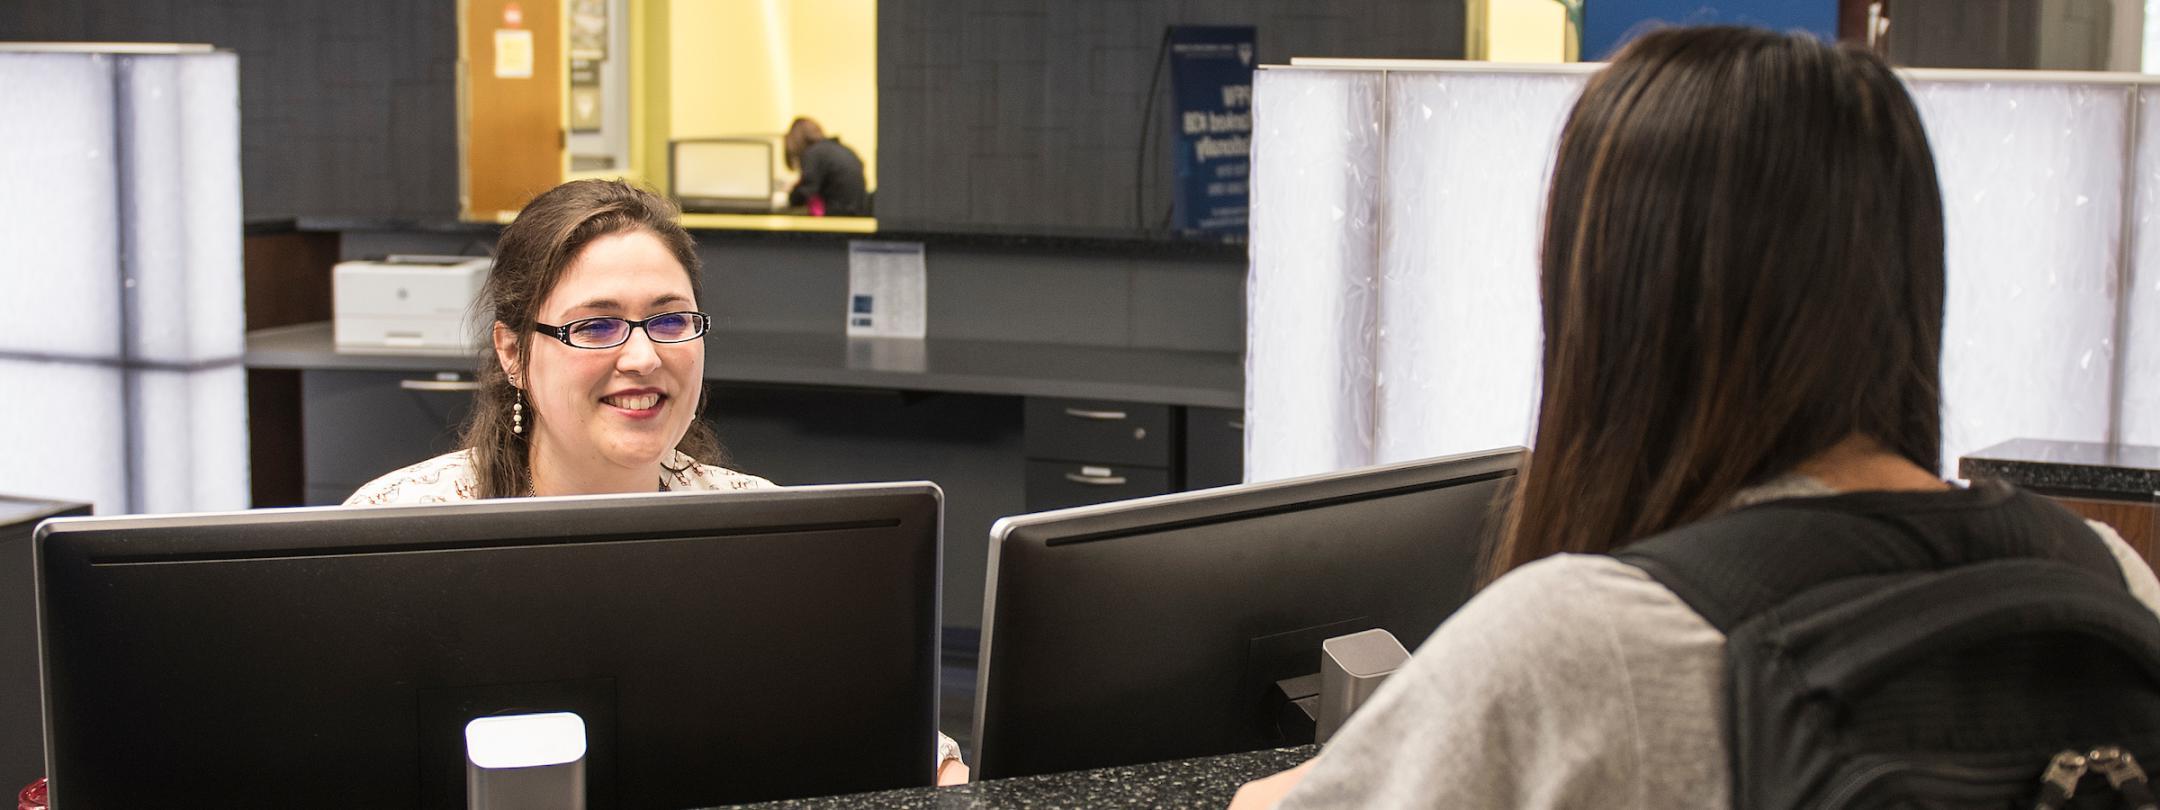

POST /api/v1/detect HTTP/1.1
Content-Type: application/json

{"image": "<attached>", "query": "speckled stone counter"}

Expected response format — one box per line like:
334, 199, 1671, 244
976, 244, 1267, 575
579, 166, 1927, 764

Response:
718, 746, 1317, 809
1959, 439, 2160, 500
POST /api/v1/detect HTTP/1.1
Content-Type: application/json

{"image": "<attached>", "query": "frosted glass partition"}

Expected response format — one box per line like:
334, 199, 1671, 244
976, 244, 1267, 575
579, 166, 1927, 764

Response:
1245, 69, 1385, 483
1250, 61, 2159, 483
2126, 88, 2160, 447
1374, 72, 1580, 466
0, 46, 247, 514
1915, 80, 2127, 471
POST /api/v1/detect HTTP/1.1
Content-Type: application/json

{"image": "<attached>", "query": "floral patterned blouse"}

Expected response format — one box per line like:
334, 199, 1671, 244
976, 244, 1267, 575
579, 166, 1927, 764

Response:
343, 449, 773, 506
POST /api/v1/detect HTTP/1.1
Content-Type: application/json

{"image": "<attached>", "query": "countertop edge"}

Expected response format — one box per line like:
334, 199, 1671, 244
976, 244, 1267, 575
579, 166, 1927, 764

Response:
248, 324, 1245, 409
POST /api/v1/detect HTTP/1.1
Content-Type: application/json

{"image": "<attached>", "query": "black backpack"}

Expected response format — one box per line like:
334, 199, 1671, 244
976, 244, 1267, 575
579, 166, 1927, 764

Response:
1614, 481, 2160, 809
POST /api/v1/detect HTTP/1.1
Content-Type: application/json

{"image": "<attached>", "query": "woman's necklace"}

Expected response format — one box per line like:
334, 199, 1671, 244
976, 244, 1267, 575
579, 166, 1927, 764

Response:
526, 470, 669, 497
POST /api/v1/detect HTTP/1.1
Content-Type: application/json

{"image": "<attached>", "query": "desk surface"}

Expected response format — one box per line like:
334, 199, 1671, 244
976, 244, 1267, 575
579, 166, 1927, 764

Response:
1959, 438, 2160, 499
724, 746, 1315, 809
247, 322, 1244, 409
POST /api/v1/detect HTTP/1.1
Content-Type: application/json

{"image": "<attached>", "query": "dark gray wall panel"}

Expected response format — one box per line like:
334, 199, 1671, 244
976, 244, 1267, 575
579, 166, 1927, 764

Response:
709, 385, 1024, 629
337, 229, 1247, 352
878, 0, 1466, 232
1129, 256, 1245, 353
6, 0, 459, 220
14, 0, 1456, 228
699, 240, 853, 335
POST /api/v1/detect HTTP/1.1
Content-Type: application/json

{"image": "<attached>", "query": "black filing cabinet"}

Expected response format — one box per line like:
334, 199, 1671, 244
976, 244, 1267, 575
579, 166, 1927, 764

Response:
1022, 397, 1243, 512
1184, 406, 1245, 491
1023, 397, 1175, 511
301, 370, 477, 505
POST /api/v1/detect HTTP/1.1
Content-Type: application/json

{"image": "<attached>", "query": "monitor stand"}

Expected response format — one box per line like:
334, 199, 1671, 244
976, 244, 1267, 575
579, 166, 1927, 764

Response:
466, 712, 587, 810
1246, 617, 1376, 747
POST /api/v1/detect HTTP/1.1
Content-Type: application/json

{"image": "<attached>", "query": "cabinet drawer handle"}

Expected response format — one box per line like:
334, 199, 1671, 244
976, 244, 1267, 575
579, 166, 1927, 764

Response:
399, 379, 481, 392
1228, 420, 1245, 431
1064, 471, 1128, 486
1063, 407, 1128, 421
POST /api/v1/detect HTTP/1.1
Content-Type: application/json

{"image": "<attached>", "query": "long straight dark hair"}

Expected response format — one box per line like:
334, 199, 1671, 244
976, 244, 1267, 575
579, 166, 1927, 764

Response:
1484, 26, 1947, 584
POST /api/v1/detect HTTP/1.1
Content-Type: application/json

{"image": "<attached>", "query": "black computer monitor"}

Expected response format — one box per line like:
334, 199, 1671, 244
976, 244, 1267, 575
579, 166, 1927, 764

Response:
35, 484, 943, 809
971, 447, 1522, 779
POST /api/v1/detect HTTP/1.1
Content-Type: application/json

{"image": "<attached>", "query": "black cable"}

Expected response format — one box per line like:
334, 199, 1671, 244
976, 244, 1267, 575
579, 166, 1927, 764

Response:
1135, 27, 1172, 232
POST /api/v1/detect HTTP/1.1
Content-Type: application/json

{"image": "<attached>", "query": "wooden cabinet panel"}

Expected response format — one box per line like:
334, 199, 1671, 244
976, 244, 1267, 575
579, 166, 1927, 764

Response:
462, 0, 564, 219
2055, 496, 2159, 570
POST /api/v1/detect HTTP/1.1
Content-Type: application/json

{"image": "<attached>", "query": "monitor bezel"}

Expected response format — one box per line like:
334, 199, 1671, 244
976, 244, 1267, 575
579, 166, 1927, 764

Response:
971, 447, 1523, 771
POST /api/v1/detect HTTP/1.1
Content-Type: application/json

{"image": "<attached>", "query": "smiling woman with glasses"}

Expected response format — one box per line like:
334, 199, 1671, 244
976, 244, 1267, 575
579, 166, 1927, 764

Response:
344, 178, 770, 505
342, 178, 972, 785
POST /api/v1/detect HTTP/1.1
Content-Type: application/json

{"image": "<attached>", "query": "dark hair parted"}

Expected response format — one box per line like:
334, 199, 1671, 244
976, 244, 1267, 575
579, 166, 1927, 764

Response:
1484, 27, 1946, 584
783, 117, 826, 171
462, 179, 724, 499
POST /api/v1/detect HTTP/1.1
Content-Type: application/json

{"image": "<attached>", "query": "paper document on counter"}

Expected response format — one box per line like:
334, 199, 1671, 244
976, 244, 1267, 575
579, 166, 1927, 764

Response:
847, 241, 928, 339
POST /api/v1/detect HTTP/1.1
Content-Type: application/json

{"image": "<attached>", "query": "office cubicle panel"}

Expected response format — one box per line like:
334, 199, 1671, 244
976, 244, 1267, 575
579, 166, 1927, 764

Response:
1244, 69, 1383, 484
1250, 62, 2160, 483
0, 47, 247, 514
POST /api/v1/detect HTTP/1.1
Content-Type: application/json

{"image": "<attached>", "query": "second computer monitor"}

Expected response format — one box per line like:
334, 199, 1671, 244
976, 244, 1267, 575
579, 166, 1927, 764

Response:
972, 447, 1521, 778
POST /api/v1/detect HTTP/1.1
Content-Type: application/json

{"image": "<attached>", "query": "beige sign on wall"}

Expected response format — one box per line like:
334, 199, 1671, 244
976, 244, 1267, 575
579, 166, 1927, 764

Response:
494, 28, 534, 79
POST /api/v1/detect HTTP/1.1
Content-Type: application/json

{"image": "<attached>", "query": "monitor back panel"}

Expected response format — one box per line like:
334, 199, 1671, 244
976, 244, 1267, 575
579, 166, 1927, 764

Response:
974, 451, 1517, 778
37, 486, 941, 809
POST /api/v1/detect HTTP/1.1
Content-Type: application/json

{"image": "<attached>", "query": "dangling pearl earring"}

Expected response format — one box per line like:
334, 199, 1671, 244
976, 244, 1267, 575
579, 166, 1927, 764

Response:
511, 378, 525, 436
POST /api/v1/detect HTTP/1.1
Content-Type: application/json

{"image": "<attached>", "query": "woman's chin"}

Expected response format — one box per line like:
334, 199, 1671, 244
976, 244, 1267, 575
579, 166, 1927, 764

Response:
599, 442, 675, 471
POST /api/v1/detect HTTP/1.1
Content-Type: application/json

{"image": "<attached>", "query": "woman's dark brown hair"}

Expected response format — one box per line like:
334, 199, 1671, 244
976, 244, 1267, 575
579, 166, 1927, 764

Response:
462, 179, 724, 499
1483, 26, 1946, 584
783, 117, 826, 171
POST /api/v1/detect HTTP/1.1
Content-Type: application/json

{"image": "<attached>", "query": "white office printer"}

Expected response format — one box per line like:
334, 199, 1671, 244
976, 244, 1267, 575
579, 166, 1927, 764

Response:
333, 255, 491, 355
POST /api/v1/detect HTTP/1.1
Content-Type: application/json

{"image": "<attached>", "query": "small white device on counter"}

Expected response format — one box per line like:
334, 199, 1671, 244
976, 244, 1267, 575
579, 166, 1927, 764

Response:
334, 255, 491, 355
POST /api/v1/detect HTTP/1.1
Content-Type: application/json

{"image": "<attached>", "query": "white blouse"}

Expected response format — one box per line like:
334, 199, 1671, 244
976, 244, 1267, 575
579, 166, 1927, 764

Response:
343, 449, 774, 506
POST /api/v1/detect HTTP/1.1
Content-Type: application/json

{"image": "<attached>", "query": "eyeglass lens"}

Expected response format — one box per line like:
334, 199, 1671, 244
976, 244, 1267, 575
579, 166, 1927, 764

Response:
565, 313, 703, 348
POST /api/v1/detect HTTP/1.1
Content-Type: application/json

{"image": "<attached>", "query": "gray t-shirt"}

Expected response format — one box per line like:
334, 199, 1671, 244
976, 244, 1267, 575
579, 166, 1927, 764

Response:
1277, 487, 2160, 810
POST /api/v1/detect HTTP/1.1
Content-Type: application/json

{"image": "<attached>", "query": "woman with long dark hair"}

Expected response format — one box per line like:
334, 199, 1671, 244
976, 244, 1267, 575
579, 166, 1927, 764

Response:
344, 178, 969, 783
1233, 26, 2160, 808
345, 179, 759, 503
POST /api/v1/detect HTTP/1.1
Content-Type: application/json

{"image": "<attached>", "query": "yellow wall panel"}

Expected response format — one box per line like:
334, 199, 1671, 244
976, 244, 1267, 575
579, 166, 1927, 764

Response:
1469, 0, 1571, 63
667, 0, 877, 188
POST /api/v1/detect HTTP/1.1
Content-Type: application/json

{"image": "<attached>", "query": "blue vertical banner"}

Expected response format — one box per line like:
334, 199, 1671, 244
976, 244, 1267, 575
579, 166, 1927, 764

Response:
1581, 1, 1835, 60
1167, 25, 1256, 236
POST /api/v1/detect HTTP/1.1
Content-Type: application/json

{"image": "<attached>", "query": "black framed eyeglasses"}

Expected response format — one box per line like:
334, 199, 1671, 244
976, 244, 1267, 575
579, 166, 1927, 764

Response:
534, 311, 711, 349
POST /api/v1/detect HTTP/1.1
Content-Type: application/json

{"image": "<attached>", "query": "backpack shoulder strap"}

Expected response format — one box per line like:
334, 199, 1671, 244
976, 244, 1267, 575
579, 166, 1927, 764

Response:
1614, 484, 2122, 635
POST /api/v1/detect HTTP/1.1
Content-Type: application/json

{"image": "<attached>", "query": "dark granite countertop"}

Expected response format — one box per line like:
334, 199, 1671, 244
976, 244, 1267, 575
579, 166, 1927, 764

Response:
1959, 439, 2160, 499
246, 322, 1244, 409
719, 746, 1315, 809
0, 496, 89, 529
252, 217, 1247, 260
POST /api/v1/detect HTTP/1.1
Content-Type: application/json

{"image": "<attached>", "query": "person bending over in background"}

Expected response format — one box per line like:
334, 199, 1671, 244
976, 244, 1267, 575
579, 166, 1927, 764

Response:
346, 179, 966, 784
1234, 25, 2160, 809
784, 116, 871, 216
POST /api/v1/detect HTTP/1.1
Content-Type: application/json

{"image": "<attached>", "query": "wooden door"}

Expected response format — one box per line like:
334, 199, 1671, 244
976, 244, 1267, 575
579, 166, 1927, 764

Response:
462, 0, 564, 220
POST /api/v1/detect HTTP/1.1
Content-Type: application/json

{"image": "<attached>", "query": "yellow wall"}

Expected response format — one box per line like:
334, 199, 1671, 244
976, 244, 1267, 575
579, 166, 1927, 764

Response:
668, 0, 877, 188
788, 0, 876, 188
1470, 0, 1570, 63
